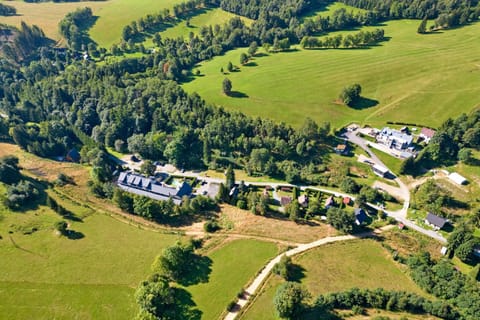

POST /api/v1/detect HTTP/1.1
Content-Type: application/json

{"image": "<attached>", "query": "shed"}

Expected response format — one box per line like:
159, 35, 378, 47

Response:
425, 212, 447, 230
343, 197, 351, 205
448, 172, 467, 185
298, 194, 308, 207
372, 164, 389, 178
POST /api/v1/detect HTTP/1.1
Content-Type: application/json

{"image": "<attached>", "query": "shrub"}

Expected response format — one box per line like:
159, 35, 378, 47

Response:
204, 220, 220, 233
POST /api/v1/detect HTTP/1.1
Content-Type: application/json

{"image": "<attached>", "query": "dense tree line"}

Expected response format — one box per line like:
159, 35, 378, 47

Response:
301, 29, 384, 49
0, 3, 16, 16
407, 252, 480, 319
339, 0, 480, 28
315, 287, 459, 319
273, 282, 459, 319
121, 0, 214, 42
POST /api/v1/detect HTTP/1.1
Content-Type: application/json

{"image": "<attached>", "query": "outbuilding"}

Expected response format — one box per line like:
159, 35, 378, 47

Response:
372, 164, 389, 178
448, 172, 467, 185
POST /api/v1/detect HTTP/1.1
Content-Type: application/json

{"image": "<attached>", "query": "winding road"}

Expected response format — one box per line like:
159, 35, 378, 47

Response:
115, 134, 448, 320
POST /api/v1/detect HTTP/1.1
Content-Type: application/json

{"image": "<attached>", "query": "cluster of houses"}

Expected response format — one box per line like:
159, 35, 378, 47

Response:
280, 191, 368, 225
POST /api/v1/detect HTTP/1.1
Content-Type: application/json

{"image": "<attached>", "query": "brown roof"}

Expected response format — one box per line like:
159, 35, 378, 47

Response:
420, 127, 436, 138
343, 197, 351, 205
335, 144, 347, 151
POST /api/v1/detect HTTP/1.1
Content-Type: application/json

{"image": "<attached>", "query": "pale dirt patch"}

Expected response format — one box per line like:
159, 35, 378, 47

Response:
373, 181, 406, 201
218, 205, 336, 244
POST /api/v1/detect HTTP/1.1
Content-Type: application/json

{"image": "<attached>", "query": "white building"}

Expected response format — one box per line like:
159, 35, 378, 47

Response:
448, 172, 467, 185
372, 164, 389, 177
376, 127, 413, 150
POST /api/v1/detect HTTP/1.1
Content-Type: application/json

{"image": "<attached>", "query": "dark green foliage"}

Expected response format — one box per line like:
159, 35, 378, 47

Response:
339, 0, 479, 28
315, 287, 459, 320
414, 179, 452, 214
140, 160, 156, 176
417, 16, 428, 34
4, 180, 39, 210
273, 282, 310, 319
340, 83, 362, 106
203, 220, 220, 233
286, 200, 300, 221
455, 239, 478, 264
407, 252, 480, 319
58, 7, 95, 51
164, 129, 202, 169
54, 220, 68, 235
272, 255, 293, 280
240, 52, 248, 65
225, 165, 235, 190
301, 29, 385, 49
151, 241, 196, 283
0, 3, 16, 16
327, 207, 355, 233
54, 173, 74, 186
112, 188, 134, 213
0, 155, 21, 185
458, 148, 473, 164
340, 177, 360, 194
222, 77, 232, 95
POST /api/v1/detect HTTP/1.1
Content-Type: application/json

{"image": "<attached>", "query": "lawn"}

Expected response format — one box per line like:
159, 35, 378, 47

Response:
183, 19, 480, 129
240, 239, 424, 320
187, 239, 279, 320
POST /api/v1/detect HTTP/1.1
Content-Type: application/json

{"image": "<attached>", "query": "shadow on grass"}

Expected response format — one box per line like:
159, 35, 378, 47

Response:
172, 287, 202, 320
178, 255, 212, 286
243, 61, 258, 67
289, 263, 306, 282
66, 230, 85, 240
350, 97, 379, 110
228, 91, 249, 98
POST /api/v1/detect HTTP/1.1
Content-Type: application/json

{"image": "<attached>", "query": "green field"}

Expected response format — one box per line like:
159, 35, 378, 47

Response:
0, 0, 186, 46
0, 0, 109, 42
159, 7, 252, 41
240, 239, 424, 320
0, 199, 181, 319
188, 239, 279, 320
183, 20, 480, 129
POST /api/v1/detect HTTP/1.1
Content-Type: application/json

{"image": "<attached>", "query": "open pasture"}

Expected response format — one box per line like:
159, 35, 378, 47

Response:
183, 20, 480, 129
240, 239, 424, 320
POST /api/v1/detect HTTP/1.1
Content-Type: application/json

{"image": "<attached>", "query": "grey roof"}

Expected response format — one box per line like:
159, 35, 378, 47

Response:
426, 212, 447, 228
117, 172, 192, 204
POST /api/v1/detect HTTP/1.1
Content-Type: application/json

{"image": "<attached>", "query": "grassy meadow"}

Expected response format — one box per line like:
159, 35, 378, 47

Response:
0, 0, 109, 42
240, 239, 424, 320
0, 207, 181, 319
0, 0, 187, 46
188, 239, 279, 320
159, 7, 252, 41
183, 19, 480, 129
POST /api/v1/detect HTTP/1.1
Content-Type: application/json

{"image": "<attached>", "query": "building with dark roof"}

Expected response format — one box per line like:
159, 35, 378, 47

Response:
425, 212, 447, 230
65, 148, 81, 163
117, 172, 192, 205
354, 208, 368, 225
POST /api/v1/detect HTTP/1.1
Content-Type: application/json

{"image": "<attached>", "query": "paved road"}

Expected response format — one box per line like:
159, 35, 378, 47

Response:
344, 131, 445, 243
